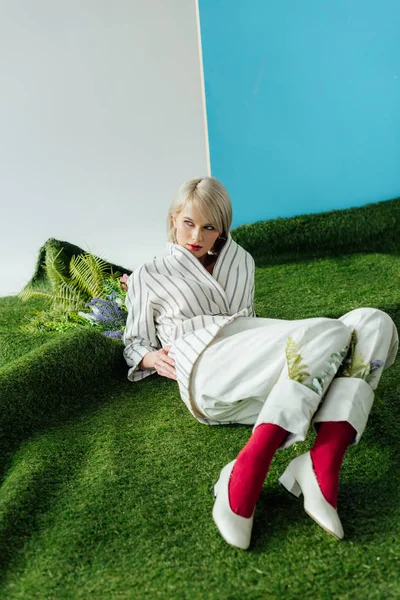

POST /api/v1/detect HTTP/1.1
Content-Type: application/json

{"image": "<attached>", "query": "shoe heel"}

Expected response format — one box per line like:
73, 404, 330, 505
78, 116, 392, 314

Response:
279, 468, 301, 497
214, 479, 220, 498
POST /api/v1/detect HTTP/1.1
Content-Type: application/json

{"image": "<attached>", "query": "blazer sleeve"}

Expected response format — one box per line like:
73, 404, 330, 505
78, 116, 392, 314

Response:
235, 251, 256, 317
122, 266, 161, 381
247, 255, 256, 317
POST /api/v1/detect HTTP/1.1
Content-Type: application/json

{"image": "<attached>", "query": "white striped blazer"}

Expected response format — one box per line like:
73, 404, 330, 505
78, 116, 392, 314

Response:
123, 232, 256, 422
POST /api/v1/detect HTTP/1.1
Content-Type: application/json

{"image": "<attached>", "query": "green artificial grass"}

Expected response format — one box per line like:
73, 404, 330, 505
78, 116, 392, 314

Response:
20, 237, 130, 297
0, 297, 53, 370
0, 199, 399, 599
233, 196, 400, 265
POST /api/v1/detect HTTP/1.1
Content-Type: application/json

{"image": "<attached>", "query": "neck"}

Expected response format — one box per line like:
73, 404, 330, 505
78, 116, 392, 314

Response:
198, 253, 211, 266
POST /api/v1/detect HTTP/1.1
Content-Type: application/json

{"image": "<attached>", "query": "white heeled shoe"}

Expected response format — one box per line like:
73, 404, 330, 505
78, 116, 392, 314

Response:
212, 460, 254, 550
278, 451, 344, 540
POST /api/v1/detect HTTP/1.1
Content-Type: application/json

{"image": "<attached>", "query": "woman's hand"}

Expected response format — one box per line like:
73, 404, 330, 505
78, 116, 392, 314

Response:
140, 345, 177, 380
154, 345, 177, 380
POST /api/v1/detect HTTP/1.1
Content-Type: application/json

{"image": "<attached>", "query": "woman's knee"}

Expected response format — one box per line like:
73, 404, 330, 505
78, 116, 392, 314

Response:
301, 319, 351, 367
340, 307, 394, 330
322, 319, 352, 348
339, 307, 399, 369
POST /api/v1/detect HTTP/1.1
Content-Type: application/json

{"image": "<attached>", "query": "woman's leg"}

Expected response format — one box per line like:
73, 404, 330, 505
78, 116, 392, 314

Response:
309, 307, 399, 507
202, 317, 352, 547
278, 308, 398, 539
227, 318, 351, 520
191, 316, 351, 438
228, 423, 289, 517
309, 421, 356, 509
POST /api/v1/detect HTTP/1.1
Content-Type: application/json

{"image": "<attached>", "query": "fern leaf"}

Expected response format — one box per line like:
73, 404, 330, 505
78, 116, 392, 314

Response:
45, 246, 70, 290
18, 284, 36, 302
285, 337, 310, 383
49, 281, 88, 312
285, 337, 297, 361
339, 330, 357, 377
349, 353, 368, 378
18, 286, 53, 303
362, 361, 371, 381
291, 355, 303, 369
295, 370, 310, 384
69, 253, 109, 298
102, 274, 124, 297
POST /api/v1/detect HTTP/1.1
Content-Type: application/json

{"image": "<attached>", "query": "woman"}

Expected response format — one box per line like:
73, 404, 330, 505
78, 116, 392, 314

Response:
123, 177, 398, 550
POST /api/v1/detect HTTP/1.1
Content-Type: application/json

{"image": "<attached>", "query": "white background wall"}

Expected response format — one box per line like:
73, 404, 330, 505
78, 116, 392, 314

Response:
0, 0, 208, 297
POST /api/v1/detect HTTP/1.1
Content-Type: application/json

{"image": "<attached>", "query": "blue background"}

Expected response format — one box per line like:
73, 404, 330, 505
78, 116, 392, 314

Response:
198, 0, 400, 227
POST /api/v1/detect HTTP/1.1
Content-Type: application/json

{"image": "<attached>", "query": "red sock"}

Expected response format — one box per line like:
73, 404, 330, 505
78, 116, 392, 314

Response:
310, 421, 356, 508
228, 423, 289, 518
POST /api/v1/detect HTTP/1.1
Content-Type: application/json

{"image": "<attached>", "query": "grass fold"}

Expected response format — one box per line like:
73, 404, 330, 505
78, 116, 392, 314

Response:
0, 328, 125, 467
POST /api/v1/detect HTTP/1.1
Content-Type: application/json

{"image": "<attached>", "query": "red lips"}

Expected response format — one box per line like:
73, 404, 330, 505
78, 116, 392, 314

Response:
188, 244, 202, 250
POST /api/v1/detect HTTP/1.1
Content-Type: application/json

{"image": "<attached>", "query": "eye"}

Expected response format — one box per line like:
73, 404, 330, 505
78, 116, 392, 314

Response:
184, 221, 215, 230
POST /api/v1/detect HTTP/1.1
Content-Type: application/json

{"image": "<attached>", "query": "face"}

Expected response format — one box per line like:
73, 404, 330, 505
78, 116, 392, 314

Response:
172, 204, 221, 262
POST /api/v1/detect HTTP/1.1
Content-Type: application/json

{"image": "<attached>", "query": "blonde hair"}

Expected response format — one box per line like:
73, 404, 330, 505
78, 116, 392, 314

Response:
167, 177, 232, 249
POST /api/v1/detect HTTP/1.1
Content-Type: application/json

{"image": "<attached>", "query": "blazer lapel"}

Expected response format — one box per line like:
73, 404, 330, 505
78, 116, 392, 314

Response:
167, 234, 236, 314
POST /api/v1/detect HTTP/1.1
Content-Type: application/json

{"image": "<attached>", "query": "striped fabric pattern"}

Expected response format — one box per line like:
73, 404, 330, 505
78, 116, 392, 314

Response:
122, 232, 255, 422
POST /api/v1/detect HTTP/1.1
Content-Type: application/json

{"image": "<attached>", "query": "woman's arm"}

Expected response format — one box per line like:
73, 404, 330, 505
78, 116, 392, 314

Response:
138, 351, 157, 370
122, 266, 161, 379
249, 259, 256, 317
245, 254, 256, 317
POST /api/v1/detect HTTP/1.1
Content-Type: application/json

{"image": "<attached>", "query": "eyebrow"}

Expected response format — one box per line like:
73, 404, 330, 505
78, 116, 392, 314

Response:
183, 216, 214, 226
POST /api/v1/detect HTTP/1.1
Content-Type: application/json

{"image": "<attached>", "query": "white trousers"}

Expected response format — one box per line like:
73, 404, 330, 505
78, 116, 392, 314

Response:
190, 308, 398, 448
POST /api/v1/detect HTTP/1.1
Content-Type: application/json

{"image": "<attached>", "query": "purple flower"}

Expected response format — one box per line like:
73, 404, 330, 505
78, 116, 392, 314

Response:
103, 330, 123, 338
84, 297, 127, 329
370, 360, 384, 372
85, 297, 103, 307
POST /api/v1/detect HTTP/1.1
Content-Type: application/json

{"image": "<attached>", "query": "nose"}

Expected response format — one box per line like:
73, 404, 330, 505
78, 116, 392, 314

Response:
192, 229, 203, 243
